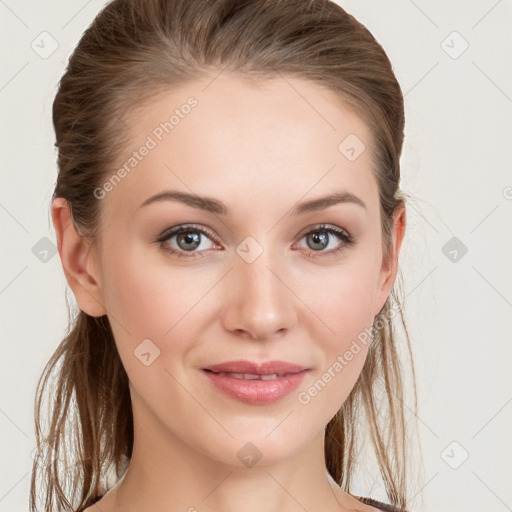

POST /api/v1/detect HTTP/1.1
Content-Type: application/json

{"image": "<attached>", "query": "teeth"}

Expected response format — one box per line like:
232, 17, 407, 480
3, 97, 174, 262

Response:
216, 372, 286, 380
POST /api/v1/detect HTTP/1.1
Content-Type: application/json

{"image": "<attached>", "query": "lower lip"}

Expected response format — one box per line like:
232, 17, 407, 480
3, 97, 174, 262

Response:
202, 369, 309, 405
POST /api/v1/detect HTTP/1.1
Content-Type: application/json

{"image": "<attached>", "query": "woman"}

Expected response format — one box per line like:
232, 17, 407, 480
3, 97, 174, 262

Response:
31, 0, 418, 511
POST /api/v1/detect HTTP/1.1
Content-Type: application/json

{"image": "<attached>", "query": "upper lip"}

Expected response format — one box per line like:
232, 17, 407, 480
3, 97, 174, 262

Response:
203, 360, 308, 375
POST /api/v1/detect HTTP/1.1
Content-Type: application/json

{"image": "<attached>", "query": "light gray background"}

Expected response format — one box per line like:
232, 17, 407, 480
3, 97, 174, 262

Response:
1, 1, 511, 511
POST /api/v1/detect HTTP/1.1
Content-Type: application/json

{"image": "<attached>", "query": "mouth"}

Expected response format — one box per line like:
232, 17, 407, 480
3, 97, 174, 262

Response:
202, 359, 309, 375
201, 360, 310, 405
202, 369, 298, 380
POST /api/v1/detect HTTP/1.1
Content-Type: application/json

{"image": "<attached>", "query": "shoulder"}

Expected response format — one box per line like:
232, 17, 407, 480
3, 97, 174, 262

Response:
354, 495, 406, 512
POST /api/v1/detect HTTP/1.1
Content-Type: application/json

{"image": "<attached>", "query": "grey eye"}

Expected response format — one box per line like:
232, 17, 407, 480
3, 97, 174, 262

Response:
305, 231, 330, 251
175, 231, 202, 251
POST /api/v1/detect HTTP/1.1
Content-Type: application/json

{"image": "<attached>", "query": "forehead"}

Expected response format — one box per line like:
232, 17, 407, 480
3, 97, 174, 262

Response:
102, 73, 379, 221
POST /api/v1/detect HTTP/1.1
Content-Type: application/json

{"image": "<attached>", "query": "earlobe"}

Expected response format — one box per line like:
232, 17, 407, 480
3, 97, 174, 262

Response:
373, 204, 406, 317
51, 197, 107, 317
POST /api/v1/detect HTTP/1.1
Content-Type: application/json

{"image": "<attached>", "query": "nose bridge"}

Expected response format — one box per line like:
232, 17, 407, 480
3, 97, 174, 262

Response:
222, 234, 297, 339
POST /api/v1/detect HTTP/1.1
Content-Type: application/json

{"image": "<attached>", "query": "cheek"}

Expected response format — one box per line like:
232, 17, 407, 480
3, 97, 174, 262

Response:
299, 263, 376, 413
101, 252, 211, 406
101, 240, 212, 339
100, 242, 227, 394
306, 260, 377, 345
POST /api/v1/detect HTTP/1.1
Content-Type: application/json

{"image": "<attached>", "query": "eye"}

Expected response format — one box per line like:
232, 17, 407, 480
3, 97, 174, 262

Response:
156, 224, 219, 259
156, 223, 356, 259
295, 224, 356, 258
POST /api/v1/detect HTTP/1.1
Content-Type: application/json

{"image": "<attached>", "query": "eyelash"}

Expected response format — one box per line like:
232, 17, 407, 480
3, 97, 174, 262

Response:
156, 223, 356, 260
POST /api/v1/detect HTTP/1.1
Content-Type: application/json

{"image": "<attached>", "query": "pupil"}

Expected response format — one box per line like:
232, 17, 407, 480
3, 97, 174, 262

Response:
309, 231, 328, 250
178, 231, 200, 251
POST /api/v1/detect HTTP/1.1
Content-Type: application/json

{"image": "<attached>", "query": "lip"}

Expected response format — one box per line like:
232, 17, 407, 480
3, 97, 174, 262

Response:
203, 360, 308, 375
202, 360, 310, 405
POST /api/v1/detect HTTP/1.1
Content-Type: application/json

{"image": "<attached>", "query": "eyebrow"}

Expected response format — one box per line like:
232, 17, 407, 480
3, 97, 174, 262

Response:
139, 189, 367, 215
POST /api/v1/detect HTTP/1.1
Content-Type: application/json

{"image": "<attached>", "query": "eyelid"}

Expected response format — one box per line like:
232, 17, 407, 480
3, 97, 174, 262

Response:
157, 223, 219, 243
295, 222, 351, 240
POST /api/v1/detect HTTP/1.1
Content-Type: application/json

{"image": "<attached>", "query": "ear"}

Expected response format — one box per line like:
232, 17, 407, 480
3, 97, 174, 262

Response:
51, 197, 106, 317
373, 203, 406, 317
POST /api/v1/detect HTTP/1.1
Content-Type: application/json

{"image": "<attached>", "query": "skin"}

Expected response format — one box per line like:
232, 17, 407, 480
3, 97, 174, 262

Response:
52, 73, 405, 512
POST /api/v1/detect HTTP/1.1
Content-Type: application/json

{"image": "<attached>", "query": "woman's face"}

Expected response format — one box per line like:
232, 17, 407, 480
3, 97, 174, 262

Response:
63, 73, 404, 468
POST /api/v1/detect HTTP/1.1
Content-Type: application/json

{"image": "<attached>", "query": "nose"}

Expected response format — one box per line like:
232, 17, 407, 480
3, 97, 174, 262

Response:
220, 243, 298, 341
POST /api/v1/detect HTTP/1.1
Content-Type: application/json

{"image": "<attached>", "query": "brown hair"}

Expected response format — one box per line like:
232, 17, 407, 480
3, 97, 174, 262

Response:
31, 0, 418, 510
